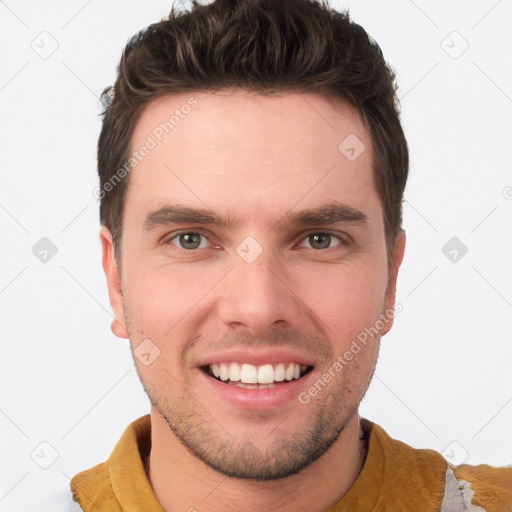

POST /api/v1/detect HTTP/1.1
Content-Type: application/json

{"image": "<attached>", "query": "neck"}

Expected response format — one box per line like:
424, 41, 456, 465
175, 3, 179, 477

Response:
145, 406, 367, 512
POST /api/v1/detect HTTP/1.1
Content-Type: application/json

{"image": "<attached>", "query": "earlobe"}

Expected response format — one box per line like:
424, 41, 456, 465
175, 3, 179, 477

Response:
99, 225, 129, 339
111, 319, 129, 338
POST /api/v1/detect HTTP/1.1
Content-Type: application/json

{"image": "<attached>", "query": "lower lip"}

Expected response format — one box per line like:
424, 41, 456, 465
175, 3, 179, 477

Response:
199, 369, 313, 410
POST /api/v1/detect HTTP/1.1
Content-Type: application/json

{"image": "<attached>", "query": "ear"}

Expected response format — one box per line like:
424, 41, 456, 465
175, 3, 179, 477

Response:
380, 229, 406, 336
99, 225, 129, 339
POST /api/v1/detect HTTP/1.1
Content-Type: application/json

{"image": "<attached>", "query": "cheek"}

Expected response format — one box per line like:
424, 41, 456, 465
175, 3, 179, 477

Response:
122, 258, 219, 369
124, 254, 206, 322
297, 262, 387, 344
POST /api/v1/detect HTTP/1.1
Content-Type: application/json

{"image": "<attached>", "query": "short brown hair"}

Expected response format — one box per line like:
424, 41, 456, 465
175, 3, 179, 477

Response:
97, 0, 408, 263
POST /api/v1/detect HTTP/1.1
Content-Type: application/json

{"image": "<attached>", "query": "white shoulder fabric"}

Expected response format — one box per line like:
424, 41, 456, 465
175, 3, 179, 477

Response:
440, 466, 488, 512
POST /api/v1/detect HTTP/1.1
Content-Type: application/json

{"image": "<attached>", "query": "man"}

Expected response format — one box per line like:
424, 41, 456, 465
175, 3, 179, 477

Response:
70, 0, 512, 510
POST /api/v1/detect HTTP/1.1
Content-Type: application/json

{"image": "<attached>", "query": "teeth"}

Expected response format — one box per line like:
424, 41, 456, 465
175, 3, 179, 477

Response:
240, 363, 258, 384
229, 362, 240, 382
257, 364, 274, 384
274, 363, 285, 381
219, 363, 229, 381
208, 362, 308, 384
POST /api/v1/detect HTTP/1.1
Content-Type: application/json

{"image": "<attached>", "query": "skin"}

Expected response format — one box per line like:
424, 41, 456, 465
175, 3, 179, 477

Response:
100, 90, 406, 512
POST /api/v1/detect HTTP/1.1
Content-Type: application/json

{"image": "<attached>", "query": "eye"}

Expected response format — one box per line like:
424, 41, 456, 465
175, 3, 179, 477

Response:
165, 232, 212, 251
162, 230, 347, 253
298, 232, 345, 250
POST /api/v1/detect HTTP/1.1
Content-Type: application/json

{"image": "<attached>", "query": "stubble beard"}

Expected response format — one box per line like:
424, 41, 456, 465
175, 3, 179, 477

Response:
135, 359, 375, 481
123, 298, 378, 481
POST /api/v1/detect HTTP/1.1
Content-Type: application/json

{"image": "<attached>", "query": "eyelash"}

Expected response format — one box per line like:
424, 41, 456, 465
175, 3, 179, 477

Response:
162, 230, 348, 252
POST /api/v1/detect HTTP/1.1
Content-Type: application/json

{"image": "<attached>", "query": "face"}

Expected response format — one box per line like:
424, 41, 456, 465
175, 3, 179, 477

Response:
101, 90, 405, 480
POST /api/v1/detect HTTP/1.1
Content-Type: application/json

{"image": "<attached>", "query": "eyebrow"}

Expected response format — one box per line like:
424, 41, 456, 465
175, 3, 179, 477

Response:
142, 201, 368, 232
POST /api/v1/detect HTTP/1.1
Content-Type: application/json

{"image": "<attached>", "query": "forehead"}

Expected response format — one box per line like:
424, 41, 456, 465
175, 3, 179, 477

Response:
126, 90, 380, 229
131, 89, 369, 158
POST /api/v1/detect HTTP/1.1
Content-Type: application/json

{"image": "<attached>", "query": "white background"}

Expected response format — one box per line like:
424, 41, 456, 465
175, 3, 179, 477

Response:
1, 0, 511, 510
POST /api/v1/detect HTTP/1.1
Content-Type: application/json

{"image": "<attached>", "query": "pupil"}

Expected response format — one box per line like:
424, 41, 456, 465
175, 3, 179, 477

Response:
312, 233, 329, 249
181, 233, 200, 249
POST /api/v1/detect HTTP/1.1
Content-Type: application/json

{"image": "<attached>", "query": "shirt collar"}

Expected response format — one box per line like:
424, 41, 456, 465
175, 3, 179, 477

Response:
71, 414, 446, 511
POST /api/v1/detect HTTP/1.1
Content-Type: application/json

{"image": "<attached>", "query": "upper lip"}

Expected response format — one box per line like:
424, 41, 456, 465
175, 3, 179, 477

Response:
195, 348, 316, 368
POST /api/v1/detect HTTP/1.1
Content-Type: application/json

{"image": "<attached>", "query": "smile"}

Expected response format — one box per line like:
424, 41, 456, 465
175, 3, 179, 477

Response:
202, 362, 313, 389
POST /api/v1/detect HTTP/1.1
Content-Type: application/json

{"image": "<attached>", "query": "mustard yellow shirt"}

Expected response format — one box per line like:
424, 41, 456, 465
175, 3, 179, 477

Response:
70, 415, 512, 511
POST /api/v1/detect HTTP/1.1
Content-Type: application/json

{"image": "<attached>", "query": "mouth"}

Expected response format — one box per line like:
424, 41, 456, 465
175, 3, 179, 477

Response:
200, 362, 314, 390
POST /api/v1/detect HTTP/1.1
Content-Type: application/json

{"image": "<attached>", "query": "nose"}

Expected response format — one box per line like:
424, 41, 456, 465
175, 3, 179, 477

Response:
216, 248, 303, 337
